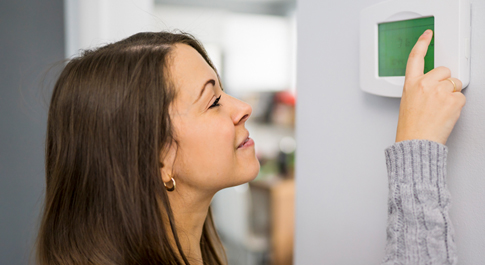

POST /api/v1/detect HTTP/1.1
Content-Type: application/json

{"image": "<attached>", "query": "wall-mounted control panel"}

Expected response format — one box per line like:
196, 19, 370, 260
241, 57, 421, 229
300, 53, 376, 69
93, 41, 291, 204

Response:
360, 0, 470, 97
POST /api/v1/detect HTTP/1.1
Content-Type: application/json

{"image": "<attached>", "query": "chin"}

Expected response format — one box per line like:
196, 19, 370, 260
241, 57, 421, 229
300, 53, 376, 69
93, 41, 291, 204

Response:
240, 158, 261, 185
248, 159, 261, 181
225, 159, 261, 189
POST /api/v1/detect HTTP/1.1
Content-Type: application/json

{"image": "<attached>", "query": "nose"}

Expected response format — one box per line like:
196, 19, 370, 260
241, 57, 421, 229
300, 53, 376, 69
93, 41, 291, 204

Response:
232, 97, 252, 125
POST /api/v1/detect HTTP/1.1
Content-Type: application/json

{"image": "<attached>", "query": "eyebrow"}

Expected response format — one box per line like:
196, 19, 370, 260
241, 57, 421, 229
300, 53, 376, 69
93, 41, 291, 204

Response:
193, 79, 216, 104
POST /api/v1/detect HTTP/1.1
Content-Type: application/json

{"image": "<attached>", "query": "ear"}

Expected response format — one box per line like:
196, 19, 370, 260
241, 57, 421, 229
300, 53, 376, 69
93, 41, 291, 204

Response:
160, 141, 177, 183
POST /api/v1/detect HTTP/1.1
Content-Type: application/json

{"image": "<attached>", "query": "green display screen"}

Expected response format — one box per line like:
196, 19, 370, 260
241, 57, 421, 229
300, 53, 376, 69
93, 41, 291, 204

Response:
378, 16, 434, 76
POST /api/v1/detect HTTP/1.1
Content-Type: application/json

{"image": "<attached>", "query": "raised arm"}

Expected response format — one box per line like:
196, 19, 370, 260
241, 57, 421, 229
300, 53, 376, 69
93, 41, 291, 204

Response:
382, 30, 466, 265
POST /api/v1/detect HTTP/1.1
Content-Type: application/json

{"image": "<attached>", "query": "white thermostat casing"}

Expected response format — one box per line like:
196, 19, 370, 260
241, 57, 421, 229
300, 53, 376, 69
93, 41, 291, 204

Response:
360, 0, 470, 98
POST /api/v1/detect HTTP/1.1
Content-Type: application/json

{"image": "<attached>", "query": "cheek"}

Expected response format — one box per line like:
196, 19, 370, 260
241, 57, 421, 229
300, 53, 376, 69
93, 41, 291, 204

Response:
177, 120, 236, 185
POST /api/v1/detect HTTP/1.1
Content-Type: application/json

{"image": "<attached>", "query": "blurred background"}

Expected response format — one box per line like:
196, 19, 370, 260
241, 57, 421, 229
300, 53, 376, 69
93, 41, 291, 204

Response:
1, 0, 296, 264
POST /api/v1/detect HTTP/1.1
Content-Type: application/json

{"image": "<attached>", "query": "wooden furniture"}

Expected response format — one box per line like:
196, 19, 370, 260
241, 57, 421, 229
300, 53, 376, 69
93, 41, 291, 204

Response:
249, 178, 295, 265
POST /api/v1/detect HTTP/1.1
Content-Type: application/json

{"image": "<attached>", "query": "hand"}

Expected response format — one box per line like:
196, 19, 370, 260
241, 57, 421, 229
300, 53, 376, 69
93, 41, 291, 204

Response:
395, 30, 466, 145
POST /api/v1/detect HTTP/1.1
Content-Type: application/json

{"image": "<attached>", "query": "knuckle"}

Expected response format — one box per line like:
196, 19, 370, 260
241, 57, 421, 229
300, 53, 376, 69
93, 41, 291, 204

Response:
450, 93, 466, 108
408, 50, 419, 60
445, 68, 452, 77
417, 79, 427, 91
455, 78, 463, 89
438, 82, 449, 91
437, 66, 451, 77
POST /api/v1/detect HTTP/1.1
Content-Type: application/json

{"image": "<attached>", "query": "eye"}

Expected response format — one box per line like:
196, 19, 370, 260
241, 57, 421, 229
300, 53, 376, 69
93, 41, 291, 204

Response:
209, 95, 222, 109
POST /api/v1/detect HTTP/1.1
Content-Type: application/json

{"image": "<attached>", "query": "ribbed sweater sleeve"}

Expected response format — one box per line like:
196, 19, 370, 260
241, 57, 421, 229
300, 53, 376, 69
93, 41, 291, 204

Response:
381, 140, 457, 265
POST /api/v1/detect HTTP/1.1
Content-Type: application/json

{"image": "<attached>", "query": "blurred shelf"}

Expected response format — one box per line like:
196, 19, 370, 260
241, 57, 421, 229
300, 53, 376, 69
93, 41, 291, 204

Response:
249, 178, 294, 265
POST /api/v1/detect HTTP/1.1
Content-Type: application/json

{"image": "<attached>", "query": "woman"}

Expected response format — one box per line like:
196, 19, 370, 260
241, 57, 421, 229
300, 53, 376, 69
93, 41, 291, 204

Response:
383, 29, 465, 265
36, 30, 465, 264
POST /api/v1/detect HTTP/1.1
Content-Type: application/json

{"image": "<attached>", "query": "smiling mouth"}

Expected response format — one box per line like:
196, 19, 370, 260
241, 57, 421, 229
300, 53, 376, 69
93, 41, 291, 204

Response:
238, 136, 255, 149
238, 137, 249, 148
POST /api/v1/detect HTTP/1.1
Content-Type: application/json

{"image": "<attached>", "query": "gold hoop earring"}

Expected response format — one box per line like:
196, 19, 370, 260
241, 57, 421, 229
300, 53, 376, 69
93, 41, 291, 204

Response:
164, 177, 176, 192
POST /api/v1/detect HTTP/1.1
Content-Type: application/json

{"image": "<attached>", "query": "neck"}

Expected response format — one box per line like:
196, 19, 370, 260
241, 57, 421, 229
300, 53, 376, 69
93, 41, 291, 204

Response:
166, 186, 215, 265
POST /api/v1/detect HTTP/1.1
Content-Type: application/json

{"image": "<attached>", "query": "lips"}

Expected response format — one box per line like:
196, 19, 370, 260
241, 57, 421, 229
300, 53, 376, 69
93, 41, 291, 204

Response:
238, 133, 250, 148
238, 138, 249, 148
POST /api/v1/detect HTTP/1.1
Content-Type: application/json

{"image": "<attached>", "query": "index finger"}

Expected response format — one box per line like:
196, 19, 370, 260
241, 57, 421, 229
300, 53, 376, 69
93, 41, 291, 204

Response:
405, 29, 433, 79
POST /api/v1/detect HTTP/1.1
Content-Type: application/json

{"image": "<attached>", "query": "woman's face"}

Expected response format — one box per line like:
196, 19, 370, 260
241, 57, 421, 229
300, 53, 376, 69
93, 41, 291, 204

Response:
166, 44, 260, 193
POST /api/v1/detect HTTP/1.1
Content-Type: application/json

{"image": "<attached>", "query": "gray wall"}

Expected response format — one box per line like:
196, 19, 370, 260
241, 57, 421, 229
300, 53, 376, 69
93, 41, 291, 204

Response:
0, 1, 65, 264
295, 0, 485, 264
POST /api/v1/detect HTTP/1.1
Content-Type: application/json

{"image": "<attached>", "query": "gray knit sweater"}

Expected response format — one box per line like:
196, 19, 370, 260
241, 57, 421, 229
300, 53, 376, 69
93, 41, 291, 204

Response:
382, 140, 457, 265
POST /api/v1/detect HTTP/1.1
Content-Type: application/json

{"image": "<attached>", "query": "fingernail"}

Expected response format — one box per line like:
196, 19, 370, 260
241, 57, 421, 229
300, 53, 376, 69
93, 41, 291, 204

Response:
423, 29, 432, 36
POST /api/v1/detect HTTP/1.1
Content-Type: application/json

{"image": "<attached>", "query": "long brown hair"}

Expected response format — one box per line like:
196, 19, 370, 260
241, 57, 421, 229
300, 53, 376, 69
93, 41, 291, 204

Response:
37, 32, 227, 265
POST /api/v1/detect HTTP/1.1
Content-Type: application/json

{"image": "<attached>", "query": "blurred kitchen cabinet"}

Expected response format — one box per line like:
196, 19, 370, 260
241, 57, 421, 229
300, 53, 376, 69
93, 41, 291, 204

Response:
249, 178, 295, 265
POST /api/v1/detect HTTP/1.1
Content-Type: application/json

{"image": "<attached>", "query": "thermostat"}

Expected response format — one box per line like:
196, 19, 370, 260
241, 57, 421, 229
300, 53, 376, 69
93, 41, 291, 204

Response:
360, 0, 470, 97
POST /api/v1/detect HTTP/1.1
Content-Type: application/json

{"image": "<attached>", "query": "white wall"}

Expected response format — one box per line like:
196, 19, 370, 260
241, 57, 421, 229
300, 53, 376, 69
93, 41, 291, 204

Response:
65, 0, 154, 58
295, 0, 485, 264
153, 5, 296, 93
66, 1, 295, 92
